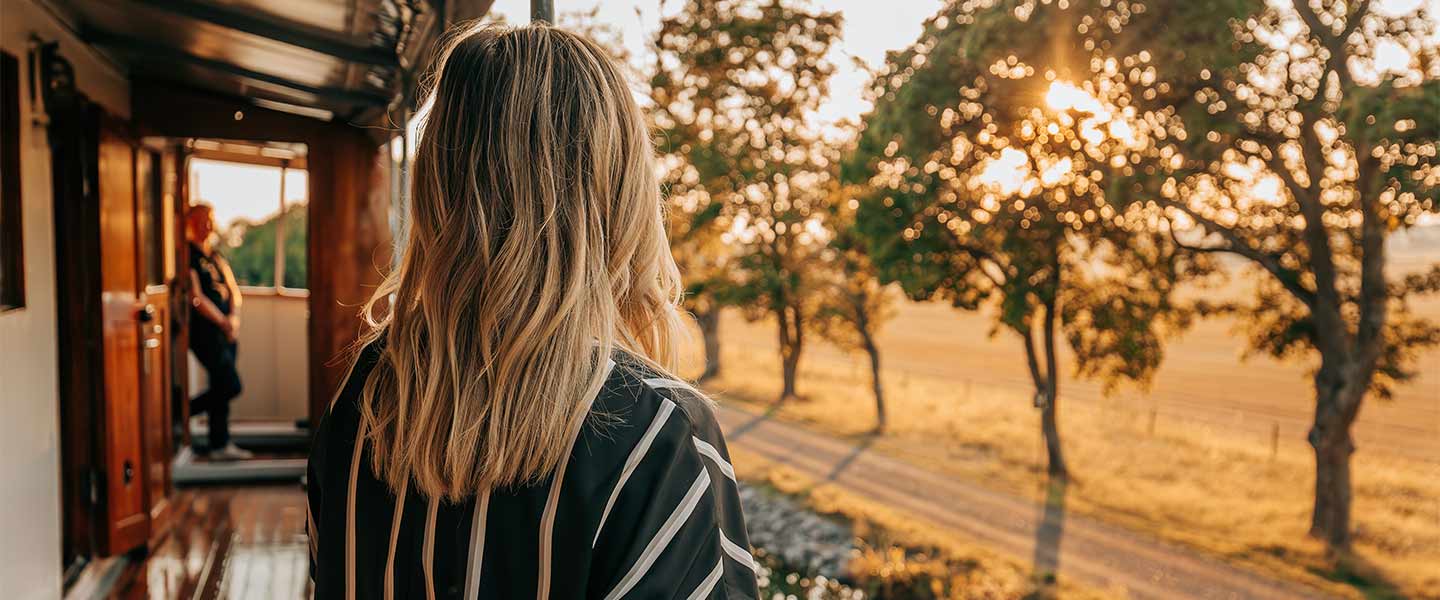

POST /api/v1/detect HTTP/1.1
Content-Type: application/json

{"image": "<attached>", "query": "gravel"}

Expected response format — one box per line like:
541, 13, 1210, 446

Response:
738, 483, 856, 579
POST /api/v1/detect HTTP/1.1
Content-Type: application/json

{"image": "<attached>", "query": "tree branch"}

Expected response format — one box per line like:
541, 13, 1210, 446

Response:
1159, 199, 1318, 308
1291, 0, 1369, 91
951, 236, 1013, 289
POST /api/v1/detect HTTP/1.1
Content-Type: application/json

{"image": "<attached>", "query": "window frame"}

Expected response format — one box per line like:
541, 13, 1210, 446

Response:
1, 51, 24, 313
189, 151, 308, 295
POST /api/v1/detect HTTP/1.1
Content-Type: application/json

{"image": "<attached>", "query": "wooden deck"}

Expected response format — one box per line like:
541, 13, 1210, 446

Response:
102, 484, 311, 599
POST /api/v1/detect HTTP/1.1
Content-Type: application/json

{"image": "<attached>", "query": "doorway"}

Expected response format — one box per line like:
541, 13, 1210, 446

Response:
175, 139, 312, 483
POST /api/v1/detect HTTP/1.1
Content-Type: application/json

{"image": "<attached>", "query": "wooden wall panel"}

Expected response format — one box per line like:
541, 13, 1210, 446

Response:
305, 128, 391, 423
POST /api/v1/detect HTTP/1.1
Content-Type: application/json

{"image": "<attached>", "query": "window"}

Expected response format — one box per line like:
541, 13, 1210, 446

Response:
189, 152, 308, 291
0, 51, 23, 312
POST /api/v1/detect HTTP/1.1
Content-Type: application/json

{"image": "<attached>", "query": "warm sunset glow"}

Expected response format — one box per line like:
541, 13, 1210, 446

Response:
1372, 38, 1414, 74
976, 147, 1031, 195
1045, 81, 1106, 115
1250, 174, 1285, 205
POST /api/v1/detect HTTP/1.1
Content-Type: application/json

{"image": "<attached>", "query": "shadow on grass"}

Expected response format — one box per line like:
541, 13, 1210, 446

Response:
725, 399, 783, 440
825, 433, 877, 482
1308, 550, 1408, 600
1030, 473, 1069, 596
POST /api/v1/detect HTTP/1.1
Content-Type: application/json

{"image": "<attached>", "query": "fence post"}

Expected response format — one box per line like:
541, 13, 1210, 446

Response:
1147, 408, 1157, 436
1270, 422, 1280, 459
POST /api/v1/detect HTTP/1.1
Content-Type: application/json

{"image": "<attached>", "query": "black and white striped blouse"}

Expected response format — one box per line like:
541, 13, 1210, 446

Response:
307, 342, 760, 599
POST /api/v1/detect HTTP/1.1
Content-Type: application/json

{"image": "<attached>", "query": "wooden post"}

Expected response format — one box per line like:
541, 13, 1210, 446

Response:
1148, 408, 1157, 436
1271, 422, 1280, 459
531, 0, 554, 23
274, 159, 287, 288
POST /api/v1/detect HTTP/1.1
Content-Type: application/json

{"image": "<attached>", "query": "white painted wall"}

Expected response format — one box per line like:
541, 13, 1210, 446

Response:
0, 1, 130, 597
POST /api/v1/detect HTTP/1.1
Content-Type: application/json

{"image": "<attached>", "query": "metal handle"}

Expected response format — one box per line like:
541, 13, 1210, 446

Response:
142, 337, 159, 374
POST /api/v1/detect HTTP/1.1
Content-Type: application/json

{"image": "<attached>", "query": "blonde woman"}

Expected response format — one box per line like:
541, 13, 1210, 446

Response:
306, 23, 758, 600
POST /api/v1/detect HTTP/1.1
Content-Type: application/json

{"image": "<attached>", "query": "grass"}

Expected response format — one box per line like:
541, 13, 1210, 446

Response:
731, 447, 1118, 599
695, 343, 1440, 600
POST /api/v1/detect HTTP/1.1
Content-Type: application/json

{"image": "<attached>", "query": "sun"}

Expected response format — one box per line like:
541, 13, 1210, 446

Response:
1044, 81, 1106, 115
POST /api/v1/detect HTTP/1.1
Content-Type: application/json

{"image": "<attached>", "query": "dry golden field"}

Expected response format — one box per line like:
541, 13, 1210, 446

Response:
685, 237, 1440, 598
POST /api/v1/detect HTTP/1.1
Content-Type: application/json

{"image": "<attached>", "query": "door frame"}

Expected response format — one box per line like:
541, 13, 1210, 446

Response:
51, 76, 107, 576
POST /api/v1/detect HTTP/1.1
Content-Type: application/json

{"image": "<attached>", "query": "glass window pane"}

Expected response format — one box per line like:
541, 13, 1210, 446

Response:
224, 218, 276, 287
191, 158, 283, 288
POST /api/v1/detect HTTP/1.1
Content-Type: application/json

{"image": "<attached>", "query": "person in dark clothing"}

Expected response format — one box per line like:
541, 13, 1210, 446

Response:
186, 203, 253, 460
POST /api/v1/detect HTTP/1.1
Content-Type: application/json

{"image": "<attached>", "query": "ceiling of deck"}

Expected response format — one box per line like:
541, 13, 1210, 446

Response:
47, 0, 496, 122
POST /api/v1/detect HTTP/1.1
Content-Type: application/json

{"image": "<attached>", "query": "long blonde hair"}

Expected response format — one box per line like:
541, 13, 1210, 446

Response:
355, 23, 687, 500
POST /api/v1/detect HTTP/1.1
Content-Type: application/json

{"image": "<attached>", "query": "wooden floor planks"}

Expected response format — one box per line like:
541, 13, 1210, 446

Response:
105, 484, 311, 600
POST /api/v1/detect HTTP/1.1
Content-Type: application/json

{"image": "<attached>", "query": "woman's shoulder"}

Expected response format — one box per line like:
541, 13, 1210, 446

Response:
315, 338, 386, 438
591, 352, 726, 452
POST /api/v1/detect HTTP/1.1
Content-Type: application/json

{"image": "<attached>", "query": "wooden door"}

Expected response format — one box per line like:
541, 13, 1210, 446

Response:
96, 121, 148, 554
136, 147, 173, 538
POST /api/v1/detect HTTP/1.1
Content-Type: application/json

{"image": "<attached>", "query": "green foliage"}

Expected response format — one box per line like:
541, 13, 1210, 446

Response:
651, 0, 844, 395
1129, 0, 1440, 398
850, 0, 1209, 394
813, 183, 898, 354
224, 203, 307, 289
848, 0, 1440, 545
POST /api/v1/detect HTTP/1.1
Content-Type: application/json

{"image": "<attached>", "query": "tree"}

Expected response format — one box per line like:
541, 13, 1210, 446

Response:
815, 183, 899, 431
650, 0, 843, 399
848, 2, 1205, 478
857, 0, 1439, 547
225, 202, 308, 288
1137, 0, 1440, 549
664, 189, 737, 382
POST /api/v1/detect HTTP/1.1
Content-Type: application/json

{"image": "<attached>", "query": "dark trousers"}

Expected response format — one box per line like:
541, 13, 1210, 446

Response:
191, 338, 242, 449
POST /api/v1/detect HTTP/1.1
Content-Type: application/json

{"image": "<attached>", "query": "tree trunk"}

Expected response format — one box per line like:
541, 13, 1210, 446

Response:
861, 331, 885, 432
777, 304, 803, 400
1308, 363, 1362, 549
1039, 393, 1066, 478
1310, 428, 1354, 549
696, 308, 722, 382
1021, 305, 1068, 479
1040, 300, 1067, 479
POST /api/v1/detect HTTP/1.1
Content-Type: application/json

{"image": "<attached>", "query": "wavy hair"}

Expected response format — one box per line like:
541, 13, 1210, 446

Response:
353, 23, 687, 500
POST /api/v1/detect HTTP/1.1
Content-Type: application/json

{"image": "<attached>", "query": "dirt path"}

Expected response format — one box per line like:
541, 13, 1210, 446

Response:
718, 403, 1336, 600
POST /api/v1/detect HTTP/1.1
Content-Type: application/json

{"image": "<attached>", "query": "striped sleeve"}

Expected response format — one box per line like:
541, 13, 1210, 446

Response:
590, 382, 759, 600
306, 341, 380, 590
305, 423, 325, 583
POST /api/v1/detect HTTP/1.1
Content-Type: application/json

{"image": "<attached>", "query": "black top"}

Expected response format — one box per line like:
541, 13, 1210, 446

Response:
188, 242, 233, 347
307, 341, 760, 600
